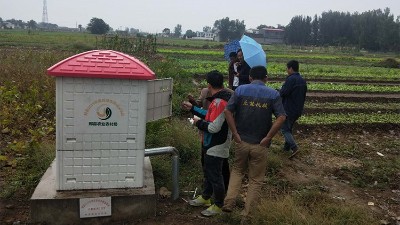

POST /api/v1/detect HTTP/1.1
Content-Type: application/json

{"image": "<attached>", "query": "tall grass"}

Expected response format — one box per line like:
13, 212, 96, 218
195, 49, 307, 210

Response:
145, 119, 202, 190
0, 48, 70, 88
252, 194, 378, 225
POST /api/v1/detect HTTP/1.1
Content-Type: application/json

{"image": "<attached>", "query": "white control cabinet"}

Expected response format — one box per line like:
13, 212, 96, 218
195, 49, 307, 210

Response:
48, 50, 172, 190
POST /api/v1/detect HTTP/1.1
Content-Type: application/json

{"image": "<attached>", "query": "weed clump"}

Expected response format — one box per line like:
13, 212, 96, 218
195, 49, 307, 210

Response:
372, 58, 400, 68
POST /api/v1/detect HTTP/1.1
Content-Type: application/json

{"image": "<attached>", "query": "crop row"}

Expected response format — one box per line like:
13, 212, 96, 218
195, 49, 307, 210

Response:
298, 113, 400, 124
177, 59, 400, 81
198, 78, 399, 93
305, 102, 400, 110
267, 82, 400, 93
159, 48, 388, 64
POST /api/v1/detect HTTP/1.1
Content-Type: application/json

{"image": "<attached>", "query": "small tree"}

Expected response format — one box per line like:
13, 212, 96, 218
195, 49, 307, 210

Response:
162, 28, 170, 36
257, 24, 268, 29
174, 24, 182, 37
213, 17, 245, 42
203, 26, 212, 32
27, 20, 37, 30
87, 17, 110, 35
185, 29, 196, 38
78, 24, 82, 32
130, 28, 139, 34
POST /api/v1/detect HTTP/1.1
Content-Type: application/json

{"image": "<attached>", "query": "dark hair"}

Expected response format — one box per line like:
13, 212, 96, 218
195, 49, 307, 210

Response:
250, 66, 267, 80
229, 52, 237, 57
206, 70, 224, 88
237, 48, 242, 53
287, 60, 299, 72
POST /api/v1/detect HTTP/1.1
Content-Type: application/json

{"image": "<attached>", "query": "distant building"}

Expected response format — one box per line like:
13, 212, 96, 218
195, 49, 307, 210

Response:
245, 28, 260, 34
2, 22, 15, 29
245, 28, 284, 44
191, 31, 216, 41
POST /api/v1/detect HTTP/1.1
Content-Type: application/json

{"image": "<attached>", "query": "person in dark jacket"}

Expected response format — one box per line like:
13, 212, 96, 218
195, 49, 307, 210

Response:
228, 52, 238, 90
182, 70, 232, 217
222, 66, 286, 223
279, 60, 307, 159
236, 49, 251, 86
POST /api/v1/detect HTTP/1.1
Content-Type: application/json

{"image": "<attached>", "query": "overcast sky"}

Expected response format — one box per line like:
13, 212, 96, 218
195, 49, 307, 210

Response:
1, 0, 399, 33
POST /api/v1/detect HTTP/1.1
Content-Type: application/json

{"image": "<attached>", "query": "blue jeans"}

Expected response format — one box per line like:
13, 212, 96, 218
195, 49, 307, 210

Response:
281, 117, 298, 150
202, 154, 225, 208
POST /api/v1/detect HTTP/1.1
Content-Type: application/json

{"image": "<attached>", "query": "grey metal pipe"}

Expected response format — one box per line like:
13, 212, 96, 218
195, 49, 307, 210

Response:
144, 147, 179, 200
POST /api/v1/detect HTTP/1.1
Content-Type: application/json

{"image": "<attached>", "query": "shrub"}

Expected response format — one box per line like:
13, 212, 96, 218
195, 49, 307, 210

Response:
372, 58, 400, 68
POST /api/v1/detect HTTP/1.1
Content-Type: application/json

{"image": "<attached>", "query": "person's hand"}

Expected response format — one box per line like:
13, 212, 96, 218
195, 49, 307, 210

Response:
187, 94, 197, 106
232, 132, 242, 144
260, 137, 272, 148
181, 101, 192, 111
193, 115, 200, 124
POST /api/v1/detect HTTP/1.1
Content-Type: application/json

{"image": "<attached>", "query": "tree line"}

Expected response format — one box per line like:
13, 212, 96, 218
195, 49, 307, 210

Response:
284, 8, 400, 51
2, 7, 399, 52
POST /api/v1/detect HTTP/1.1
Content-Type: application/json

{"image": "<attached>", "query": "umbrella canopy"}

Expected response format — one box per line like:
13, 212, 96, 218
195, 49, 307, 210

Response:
239, 35, 266, 68
224, 40, 241, 61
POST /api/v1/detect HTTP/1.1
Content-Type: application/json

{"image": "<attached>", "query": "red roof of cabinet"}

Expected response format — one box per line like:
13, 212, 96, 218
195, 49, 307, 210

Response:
47, 50, 156, 80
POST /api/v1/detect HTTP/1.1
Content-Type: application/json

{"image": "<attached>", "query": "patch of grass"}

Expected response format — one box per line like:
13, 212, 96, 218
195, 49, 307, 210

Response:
349, 157, 400, 189
0, 82, 56, 149
146, 119, 201, 164
316, 134, 400, 189
149, 155, 174, 189
70, 41, 95, 51
146, 119, 202, 191
1, 142, 55, 198
219, 210, 243, 224
252, 192, 378, 225
266, 152, 284, 175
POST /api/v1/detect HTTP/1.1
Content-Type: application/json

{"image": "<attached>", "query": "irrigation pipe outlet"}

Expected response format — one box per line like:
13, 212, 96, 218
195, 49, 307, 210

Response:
144, 147, 179, 200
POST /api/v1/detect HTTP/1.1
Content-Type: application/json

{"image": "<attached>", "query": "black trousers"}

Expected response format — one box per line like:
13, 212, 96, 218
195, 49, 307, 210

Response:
201, 148, 230, 193
202, 154, 225, 207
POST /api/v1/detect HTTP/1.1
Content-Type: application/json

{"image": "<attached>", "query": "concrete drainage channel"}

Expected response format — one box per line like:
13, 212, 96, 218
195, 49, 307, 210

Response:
145, 146, 179, 200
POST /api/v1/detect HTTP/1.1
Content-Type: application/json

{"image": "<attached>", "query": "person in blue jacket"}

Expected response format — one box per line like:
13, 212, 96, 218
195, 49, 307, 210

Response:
279, 60, 307, 159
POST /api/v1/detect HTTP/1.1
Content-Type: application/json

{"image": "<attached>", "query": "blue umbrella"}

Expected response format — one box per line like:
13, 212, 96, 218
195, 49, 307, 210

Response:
224, 40, 241, 61
239, 35, 266, 68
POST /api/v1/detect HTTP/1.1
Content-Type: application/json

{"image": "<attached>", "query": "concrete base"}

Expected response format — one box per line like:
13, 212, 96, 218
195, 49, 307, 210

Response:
30, 157, 156, 225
